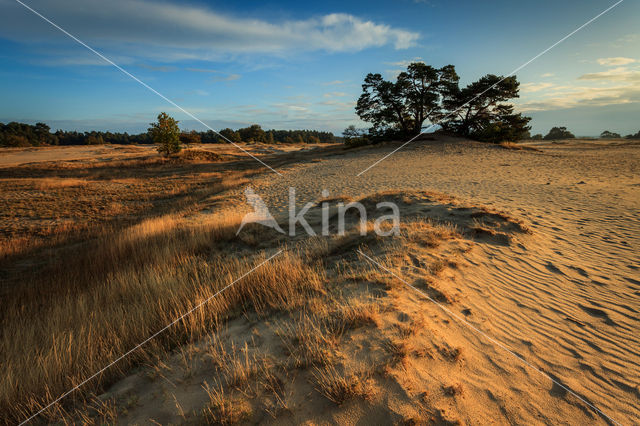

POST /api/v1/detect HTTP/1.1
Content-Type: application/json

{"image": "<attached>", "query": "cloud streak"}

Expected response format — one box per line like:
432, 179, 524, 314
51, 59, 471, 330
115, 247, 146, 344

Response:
578, 66, 640, 82
518, 85, 640, 111
520, 82, 555, 93
2, 0, 419, 62
517, 63, 640, 112
597, 57, 636, 66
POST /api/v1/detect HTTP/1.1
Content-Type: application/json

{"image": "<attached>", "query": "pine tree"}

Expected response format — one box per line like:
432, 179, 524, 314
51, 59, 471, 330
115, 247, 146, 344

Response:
148, 112, 181, 156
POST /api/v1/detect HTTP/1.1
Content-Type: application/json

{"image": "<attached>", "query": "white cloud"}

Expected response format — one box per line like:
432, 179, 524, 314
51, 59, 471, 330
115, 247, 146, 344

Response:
269, 102, 311, 115
596, 57, 636, 66
517, 61, 640, 112
319, 99, 355, 110
610, 33, 639, 48
517, 85, 640, 111
520, 82, 554, 93
541, 73, 555, 78
578, 66, 640, 82
323, 92, 347, 98
184, 67, 241, 82
382, 58, 427, 79
0, 0, 420, 62
385, 57, 423, 67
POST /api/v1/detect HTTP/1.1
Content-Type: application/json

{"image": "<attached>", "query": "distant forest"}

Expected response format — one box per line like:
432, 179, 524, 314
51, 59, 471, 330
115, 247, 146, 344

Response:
0, 121, 338, 147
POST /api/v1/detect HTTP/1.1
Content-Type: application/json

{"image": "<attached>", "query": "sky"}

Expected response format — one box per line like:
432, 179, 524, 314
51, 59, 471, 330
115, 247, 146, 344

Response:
0, 0, 638, 136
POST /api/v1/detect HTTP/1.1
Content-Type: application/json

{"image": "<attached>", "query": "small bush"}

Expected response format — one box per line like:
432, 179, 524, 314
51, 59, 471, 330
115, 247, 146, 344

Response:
344, 136, 370, 148
343, 125, 371, 148
179, 149, 221, 162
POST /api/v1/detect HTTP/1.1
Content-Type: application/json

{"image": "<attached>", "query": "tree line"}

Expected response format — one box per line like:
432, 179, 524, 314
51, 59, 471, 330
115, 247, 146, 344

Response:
0, 121, 337, 147
529, 127, 640, 140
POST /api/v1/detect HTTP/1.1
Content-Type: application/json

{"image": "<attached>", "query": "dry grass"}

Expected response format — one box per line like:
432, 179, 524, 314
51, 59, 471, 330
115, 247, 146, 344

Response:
202, 381, 251, 425
0, 218, 321, 419
384, 338, 412, 367
0, 153, 257, 261
0, 150, 324, 423
403, 219, 458, 248
179, 148, 222, 162
442, 383, 464, 397
499, 141, 541, 152
0, 146, 351, 423
311, 364, 371, 405
0, 220, 326, 422
27, 177, 91, 189
276, 294, 380, 371
0, 177, 533, 423
278, 310, 338, 369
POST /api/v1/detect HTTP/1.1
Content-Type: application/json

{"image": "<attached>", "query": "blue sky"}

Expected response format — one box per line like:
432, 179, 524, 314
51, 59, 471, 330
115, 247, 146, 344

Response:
0, 0, 638, 136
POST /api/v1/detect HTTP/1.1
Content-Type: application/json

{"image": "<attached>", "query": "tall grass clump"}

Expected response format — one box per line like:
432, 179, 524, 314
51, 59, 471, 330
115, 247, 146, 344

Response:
0, 212, 324, 424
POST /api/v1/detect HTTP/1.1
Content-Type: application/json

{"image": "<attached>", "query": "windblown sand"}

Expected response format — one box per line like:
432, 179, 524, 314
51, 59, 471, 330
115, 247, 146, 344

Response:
14, 137, 638, 424
195, 136, 639, 423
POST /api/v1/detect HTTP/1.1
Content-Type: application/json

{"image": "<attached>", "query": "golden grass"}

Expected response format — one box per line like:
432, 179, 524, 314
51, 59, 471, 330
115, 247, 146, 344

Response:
499, 141, 541, 152
0, 161, 254, 260
278, 310, 337, 369
21, 177, 91, 189
1, 211, 327, 422
179, 148, 222, 162
202, 381, 251, 425
0, 147, 339, 422
311, 364, 371, 405
0, 180, 532, 423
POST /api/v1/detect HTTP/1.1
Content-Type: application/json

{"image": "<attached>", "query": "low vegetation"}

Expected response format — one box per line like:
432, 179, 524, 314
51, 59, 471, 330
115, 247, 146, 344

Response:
0, 156, 251, 260
0, 142, 534, 423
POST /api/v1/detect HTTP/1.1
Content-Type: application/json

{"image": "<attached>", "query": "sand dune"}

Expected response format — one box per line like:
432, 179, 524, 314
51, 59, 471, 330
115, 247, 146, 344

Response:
30, 137, 638, 424
203, 136, 639, 423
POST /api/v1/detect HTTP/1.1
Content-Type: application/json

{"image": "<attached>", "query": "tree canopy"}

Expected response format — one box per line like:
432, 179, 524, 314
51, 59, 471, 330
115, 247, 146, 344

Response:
355, 62, 530, 143
356, 63, 459, 138
180, 130, 201, 145
626, 130, 640, 139
441, 74, 530, 142
0, 122, 57, 146
544, 126, 575, 140
600, 130, 621, 139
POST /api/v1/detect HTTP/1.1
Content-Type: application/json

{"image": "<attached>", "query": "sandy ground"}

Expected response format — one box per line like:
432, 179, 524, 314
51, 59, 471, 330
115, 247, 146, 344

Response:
219, 136, 639, 423
0, 145, 151, 166
16, 138, 638, 423
0, 143, 331, 167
